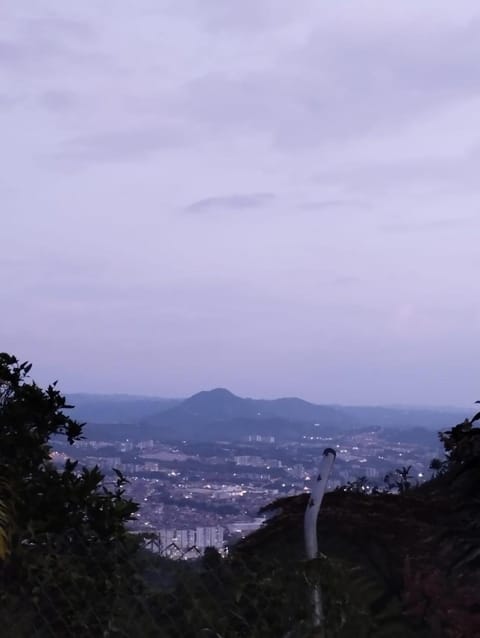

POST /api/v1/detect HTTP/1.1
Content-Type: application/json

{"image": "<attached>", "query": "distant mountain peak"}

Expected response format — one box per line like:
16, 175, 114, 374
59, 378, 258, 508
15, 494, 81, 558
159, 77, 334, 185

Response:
193, 388, 237, 398
184, 388, 240, 405
183, 388, 245, 410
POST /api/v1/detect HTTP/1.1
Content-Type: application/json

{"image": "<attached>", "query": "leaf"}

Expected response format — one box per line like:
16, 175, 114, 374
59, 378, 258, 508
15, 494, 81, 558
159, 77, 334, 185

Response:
112, 468, 125, 481
470, 411, 480, 424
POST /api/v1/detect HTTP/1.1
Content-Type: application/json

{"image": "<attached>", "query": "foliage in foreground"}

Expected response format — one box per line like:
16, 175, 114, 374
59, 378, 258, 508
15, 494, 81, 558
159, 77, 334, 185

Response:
1, 352, 479, 637
0, 353, 155, 636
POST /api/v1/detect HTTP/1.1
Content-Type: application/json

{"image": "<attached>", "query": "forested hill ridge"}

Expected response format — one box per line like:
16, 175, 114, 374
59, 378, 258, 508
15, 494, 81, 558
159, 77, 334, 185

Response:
230, 414, 480, 637
71, 387, 467, 442
67, 393, 180, 424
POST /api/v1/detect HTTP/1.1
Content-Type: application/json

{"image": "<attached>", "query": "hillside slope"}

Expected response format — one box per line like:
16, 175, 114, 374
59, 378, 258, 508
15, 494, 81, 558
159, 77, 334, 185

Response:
232, 417, 480, 637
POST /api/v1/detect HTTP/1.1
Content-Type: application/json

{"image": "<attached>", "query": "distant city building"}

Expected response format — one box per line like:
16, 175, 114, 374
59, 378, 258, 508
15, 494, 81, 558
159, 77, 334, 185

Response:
234, 455, 274, 467
138, 440, 155, 450
145, 526, 225, 556
196, 526, 224, 549
291, 464, 306, 478
265, 458, 282, 468
144, 461, 160, 472
247, 435, 275, 444
120, 442, 134, 452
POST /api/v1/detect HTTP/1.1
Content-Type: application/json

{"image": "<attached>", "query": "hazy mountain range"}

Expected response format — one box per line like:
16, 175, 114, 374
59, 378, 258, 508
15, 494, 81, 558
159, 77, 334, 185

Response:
67, 388, 467, 443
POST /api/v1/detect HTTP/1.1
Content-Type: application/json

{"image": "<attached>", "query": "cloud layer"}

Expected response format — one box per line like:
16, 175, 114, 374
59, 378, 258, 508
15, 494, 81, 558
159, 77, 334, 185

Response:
2, 0, 480, 405
185, 193, 274, 213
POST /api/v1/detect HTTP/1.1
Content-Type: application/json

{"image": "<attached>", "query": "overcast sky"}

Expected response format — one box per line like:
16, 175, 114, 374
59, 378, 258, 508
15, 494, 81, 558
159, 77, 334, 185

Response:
2, 1, 480, 406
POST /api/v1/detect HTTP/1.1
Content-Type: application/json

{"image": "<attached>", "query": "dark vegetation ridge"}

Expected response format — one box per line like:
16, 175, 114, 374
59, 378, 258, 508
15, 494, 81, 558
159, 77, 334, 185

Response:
1, 353, 479, 637
232, 417, 480, 636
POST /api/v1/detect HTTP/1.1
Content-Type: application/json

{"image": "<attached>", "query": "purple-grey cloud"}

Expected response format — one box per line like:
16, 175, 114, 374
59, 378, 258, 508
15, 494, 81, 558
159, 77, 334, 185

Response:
55, 125, 191, 164
3, 0, 480, 405
160, 0, 301, 35
0, 40, 16, 59
380, 217, 478, 233
313, 147, 480, 196
21, 16, 96, 41
171, 17, 480, 149
0, 12, 105, 77
0, 92, 20, 109
185, 193, 275, 213
298, 200, 368, 212
38, 90, 77, 112
333, 275, 362, 287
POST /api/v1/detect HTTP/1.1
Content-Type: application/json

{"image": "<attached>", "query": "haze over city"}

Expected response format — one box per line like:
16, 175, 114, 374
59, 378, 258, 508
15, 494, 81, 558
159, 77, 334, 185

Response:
2, 0, 480, 405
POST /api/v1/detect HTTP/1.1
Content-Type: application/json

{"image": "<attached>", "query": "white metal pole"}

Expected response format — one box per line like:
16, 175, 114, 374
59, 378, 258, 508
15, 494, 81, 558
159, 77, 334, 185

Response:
304, 447, 336, 631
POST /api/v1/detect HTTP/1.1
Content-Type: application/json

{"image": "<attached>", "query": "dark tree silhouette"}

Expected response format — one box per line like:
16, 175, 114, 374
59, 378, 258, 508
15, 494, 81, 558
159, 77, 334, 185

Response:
0, 353, 149, 636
